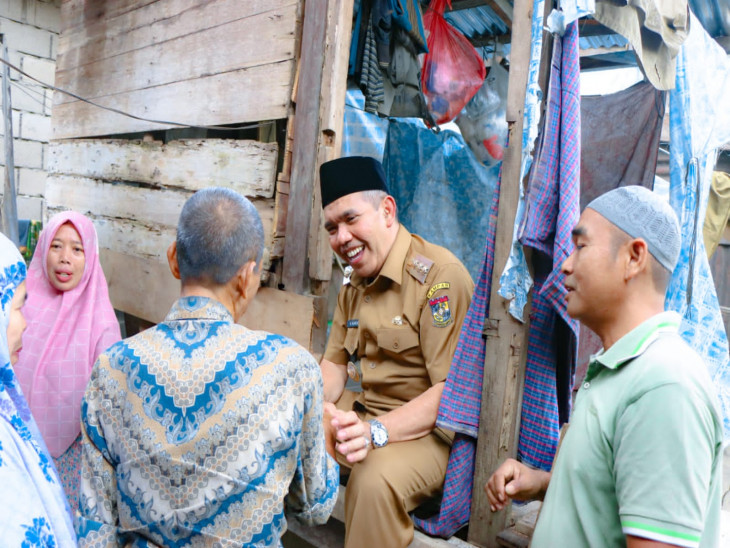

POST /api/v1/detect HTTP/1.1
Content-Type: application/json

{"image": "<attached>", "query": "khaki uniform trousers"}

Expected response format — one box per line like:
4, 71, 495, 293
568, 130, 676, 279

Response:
335, 393, 450, 548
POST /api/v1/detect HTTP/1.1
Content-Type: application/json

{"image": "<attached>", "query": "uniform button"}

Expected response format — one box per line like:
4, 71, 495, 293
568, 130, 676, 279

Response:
364, 296, 371, 303
583, 382, 590, 389
369, 362, 376, 369
393, 341, 399, 349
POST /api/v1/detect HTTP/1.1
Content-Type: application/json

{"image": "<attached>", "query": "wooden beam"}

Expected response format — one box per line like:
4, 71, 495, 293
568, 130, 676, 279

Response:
308, 0, 355, 356
576, 18, 616, 38
99, 247, 315, 348
449, 0, 489, 11
579, 44, 630, 58
282, 0, 354, 356
47, 139, 278, 197
53, 0, 300, 139
486, 0, 513, 24
308, 0, 355, 283
282, 0, 329, 294
470, 32, 511, 49
467, 0, 546, 545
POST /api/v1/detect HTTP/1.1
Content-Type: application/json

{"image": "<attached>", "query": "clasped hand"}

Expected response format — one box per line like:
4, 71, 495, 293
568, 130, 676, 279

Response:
324, 402, 372, 464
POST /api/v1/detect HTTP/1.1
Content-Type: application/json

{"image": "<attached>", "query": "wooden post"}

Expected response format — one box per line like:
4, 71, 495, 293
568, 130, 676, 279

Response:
467, 0, 541, 545
282, 0, 354, 353
0, 34, 19, 245
282, 0, 329, 295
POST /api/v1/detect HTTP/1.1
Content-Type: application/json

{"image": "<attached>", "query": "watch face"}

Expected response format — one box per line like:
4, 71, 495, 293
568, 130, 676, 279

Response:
371, 422, 388, 447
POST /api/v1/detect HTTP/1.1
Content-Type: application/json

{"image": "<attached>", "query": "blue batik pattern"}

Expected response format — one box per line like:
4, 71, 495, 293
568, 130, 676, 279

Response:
0, 234, 76, 547
77, 297, 338, 547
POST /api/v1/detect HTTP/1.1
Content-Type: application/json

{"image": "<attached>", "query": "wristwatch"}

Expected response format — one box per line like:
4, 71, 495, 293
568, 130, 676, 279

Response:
368, 419, 389, 448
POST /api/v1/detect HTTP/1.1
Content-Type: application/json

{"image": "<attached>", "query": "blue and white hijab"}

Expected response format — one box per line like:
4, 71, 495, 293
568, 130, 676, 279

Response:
0, 233, 76, 546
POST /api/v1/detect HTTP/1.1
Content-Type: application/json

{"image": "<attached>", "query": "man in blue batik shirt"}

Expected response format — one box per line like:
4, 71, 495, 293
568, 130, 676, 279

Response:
76, 187, 339, 547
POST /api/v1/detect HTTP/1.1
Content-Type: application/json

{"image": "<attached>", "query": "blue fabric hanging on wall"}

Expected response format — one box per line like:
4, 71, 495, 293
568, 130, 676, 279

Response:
667, 12, 730, 438
382, 119, 499, 280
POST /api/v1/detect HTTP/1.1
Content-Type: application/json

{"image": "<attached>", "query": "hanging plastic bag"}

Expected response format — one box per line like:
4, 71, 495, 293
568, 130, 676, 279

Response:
455, 61, 509, 167
421, 0, 486, 126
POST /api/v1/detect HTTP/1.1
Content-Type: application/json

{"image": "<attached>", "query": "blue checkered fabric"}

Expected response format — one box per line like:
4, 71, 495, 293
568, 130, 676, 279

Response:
413, 21, 581, 536
517, 21, 581, 469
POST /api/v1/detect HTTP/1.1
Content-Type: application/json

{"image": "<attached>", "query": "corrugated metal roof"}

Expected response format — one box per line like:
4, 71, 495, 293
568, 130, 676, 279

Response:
444, 5, 509, 37
579, 34, 628, 50
437, 0, 729, 62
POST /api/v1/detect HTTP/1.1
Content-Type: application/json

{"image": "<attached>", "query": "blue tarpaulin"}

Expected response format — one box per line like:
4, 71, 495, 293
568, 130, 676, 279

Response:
342, 88, 499, 280
383, 120, 499, 280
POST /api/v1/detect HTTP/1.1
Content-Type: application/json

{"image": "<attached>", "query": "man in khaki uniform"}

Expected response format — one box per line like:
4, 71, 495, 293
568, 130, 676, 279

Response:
319, 156, 474, 548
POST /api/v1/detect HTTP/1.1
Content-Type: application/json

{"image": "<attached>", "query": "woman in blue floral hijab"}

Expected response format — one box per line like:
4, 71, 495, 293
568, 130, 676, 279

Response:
0, 232, 76, 545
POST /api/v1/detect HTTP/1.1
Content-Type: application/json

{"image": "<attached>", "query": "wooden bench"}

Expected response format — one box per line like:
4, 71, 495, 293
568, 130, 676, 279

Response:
286, 486, 474, 547
285, 486, 540, 547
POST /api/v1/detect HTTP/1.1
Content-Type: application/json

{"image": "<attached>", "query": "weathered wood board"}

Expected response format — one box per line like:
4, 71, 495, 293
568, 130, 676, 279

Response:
53, 0, 301, 138
48, 139, 278, 197
99, 249, 314, 348
46, 138, 281, 336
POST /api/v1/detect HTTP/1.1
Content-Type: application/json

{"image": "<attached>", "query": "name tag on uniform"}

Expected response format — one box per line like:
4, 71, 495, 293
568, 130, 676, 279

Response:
347, 319, 359, 328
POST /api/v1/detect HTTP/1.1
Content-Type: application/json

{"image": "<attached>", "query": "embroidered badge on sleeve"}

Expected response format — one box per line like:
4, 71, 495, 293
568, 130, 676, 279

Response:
428, 295, 452, 327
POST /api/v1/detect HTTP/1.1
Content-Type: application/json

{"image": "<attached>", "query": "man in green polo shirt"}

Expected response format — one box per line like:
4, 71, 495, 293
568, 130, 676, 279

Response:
486, 186, 724, 547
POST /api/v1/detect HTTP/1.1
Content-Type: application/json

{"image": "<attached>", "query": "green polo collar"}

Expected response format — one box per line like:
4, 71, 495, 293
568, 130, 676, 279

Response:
585, 312, 682, 380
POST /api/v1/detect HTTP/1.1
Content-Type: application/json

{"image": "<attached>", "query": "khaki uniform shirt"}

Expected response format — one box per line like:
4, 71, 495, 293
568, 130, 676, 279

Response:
324, 226, 474, 439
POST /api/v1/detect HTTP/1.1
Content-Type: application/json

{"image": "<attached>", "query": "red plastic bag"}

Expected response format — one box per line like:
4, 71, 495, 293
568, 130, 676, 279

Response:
421, 0, 487, 126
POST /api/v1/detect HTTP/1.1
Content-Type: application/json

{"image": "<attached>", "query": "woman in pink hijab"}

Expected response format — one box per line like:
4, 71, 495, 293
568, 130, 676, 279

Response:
15, 211, 121, 514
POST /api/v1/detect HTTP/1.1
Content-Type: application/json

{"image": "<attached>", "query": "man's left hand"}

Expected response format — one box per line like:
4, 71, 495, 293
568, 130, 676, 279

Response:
331, 409, 371, 463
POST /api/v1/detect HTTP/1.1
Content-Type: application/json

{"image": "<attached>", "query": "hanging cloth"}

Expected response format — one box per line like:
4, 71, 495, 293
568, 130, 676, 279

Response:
666, 12, 730, 437
516, 19, 581, 466
593, 0, 689, 90
581, 81, 665, 209
703, 171, 730, 258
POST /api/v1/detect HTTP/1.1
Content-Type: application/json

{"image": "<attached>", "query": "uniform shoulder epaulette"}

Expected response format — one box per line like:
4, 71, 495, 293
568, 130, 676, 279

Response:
406, 253, 434, 284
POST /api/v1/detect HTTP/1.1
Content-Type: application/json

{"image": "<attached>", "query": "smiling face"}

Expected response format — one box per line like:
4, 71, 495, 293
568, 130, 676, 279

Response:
561, 208, 626, 329
323, 191, 396, 279
46, 222, 86, 292
6, 281, 27, 365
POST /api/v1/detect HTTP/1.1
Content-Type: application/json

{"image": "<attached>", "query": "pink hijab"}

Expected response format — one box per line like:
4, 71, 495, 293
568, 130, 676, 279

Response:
15, 211, 121, 458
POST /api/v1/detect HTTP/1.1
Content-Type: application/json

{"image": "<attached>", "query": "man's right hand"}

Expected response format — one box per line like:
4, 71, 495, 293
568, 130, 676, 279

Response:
485, 458, 551, 512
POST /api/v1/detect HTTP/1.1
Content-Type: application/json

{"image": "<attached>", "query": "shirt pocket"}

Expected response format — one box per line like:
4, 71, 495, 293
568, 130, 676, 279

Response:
376, 327, 420, 355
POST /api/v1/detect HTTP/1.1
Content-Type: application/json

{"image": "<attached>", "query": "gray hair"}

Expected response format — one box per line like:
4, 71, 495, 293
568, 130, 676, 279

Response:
358, 190, 398, 221
359, 190, 388, 209
176, 187, 264, 285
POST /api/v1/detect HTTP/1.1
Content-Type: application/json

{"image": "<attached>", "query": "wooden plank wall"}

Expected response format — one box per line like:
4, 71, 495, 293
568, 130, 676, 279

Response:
46, 139, 314, 349
53, 0, 301, 138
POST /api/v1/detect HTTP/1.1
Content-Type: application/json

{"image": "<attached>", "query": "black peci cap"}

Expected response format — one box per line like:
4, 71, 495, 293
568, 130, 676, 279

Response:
319, 156, 389, 208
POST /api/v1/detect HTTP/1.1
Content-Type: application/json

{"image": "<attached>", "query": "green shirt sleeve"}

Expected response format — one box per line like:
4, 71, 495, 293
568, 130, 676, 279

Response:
614, 382, 718, 547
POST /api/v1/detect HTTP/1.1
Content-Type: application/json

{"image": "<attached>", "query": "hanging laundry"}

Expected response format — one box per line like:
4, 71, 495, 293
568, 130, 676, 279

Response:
348, 0, 430, 119
593, 0, 689, 90
666, 11, 730, 438
517, 20, 581, 463
581, 81, 665, 209
703, 171, 730, 258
